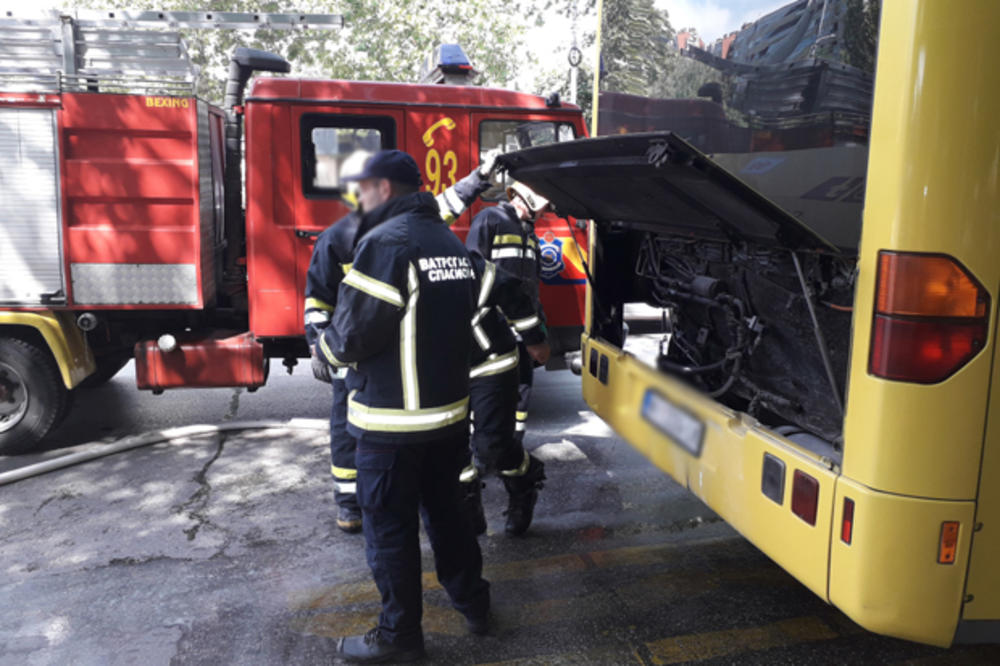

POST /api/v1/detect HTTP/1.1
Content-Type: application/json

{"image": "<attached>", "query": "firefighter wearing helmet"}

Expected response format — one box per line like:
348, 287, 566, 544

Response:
463, 179, 551, 537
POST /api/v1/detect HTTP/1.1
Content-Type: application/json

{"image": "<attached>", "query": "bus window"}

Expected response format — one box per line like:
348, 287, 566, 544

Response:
478, 119, 576, 200
300, 114, 396, 198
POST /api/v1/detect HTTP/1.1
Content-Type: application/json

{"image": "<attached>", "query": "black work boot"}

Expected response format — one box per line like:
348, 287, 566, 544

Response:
336, 504, 363, 534
502, 455, 545, 537
460, 479, 487, 536
335, 627, 425, 663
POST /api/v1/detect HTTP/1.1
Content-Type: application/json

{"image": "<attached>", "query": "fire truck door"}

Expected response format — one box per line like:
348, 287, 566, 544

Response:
0, 108, 64, 305
281, 109, 403, 339
405, 110, 471, 231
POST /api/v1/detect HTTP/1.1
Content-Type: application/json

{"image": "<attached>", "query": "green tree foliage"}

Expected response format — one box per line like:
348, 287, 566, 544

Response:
69, 0, 536, 103
599, 0, 674, 95
843, 0, 880, 73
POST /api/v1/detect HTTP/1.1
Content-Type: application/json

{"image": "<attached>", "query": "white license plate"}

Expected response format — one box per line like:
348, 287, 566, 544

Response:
641, 389, 704, 457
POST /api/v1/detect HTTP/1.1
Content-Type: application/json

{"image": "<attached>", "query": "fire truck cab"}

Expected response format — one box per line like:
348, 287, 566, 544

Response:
0, 12, 587, 452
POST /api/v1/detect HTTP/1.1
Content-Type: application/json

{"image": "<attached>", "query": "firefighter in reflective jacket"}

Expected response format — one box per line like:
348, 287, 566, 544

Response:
465, 180, 550, 513
462, 252, 550, 536
318, 150, 490, 663
304, 152, 499, 534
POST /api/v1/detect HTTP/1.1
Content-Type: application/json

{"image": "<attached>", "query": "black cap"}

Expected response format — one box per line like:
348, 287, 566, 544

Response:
343, 149, 422, 187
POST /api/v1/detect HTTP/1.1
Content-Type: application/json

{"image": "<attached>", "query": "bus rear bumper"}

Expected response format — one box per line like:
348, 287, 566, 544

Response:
581, 333, 976, 648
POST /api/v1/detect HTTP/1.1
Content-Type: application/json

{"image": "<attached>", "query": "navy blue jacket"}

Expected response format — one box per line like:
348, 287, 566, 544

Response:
466, 202, 545, 334
468, 253, 545, 379
319, 192, 477, 443
305, 168, 492, 349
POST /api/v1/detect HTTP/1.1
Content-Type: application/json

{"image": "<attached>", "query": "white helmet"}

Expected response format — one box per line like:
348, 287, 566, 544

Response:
506, 181, 550, 215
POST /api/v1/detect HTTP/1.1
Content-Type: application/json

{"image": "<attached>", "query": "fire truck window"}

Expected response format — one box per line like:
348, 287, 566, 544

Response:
312, 128, 381, 188
478, 120, 576, 201
301, 114, 396, 198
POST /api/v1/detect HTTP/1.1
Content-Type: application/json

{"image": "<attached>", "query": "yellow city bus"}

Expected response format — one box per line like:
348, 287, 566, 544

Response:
501, 0, 998, 647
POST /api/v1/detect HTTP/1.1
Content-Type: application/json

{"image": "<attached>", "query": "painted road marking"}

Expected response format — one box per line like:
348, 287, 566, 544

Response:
645, 616, 838, 664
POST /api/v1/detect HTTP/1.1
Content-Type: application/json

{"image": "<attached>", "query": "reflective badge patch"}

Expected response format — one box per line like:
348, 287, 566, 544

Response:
539, 232, 565, 281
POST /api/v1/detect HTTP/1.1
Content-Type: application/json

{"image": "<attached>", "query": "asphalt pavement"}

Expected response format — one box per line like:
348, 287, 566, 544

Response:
0, 365, 997, 664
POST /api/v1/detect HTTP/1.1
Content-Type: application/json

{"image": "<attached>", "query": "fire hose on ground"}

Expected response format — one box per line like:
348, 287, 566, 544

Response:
0, 419, 328, 487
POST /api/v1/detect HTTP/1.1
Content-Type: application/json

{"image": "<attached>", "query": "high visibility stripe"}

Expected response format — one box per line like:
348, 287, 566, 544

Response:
334, 481, 357, 494
470, 348, 519, 378
492, 247, 523, 260
515, 421, 527, 432
401, 263, 420, 410
305, 297, 334, 312
472, 305, 491, 350
473, 323, 490, 350
343, 268, 404, 308
305, 310, 330, 325
437, 187, 466, 218
511, 314, 541, 331
459, 464, 479, 483
528, 237, 539, 249
516, 410, 528, 421
341, 262, 353, 275
319, 334, 345, 367
330, 465, 357, 480
493, 233, 524, 246
347, 394, 469, 433
525, 248, 536, 260
478, 261, 496, 307
500, 450, 531, 476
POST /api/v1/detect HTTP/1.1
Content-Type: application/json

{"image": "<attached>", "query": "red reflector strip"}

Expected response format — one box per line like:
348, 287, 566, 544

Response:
939, 521, 959, 564
841, 498, 854, 544
870, 315, 986, 384
791, 470, 819, 526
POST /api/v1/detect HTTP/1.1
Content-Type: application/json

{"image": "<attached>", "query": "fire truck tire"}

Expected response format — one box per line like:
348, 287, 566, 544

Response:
0, 337, 68, 454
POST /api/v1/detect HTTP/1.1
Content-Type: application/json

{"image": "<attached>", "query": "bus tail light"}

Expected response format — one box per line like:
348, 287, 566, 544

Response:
841, 497, 854, 544
870, 252, 990, 383
938, 521, 959, 564
791, 470, 819, 526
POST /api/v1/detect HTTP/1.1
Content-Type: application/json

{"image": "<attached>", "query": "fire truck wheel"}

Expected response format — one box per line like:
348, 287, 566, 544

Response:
0, 337, 68, 454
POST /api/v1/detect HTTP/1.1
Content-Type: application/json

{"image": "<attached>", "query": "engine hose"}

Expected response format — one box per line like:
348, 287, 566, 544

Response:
709, 357, 742, 398
658, 356, 730, 375
0, 419, 328, 487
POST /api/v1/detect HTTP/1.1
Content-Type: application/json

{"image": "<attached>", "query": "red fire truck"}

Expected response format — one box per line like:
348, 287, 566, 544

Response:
0, 11, 588, 452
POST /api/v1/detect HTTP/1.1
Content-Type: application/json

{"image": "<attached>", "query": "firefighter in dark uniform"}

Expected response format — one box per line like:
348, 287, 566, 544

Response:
465, 180, 550, 534
305, 153, 499, 534
461, 252, 550, 536
319, 150, 490, 663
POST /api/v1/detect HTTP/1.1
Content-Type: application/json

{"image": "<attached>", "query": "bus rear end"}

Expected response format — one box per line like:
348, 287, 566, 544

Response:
501, 0, 999, 647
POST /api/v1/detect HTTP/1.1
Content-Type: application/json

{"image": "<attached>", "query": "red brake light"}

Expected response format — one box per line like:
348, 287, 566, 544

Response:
791, 470, 819, 526
870, 252, 990, 383
841, 497, 854, 544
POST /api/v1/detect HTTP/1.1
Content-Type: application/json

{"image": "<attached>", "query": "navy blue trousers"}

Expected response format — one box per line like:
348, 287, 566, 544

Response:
356, 433, 490, 645
330, 378, 358, 509
469, 365, 523, 474
514, 341, 535, 444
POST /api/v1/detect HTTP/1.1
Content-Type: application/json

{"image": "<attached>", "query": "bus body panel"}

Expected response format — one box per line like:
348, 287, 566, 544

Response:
841, 0, 1000, 501
581, 334, 837, 602
963, 315, 1000, 621
829, 477, 975, 647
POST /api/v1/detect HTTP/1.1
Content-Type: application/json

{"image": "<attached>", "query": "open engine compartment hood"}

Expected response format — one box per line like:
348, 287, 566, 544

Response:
497, 131, 839, 253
